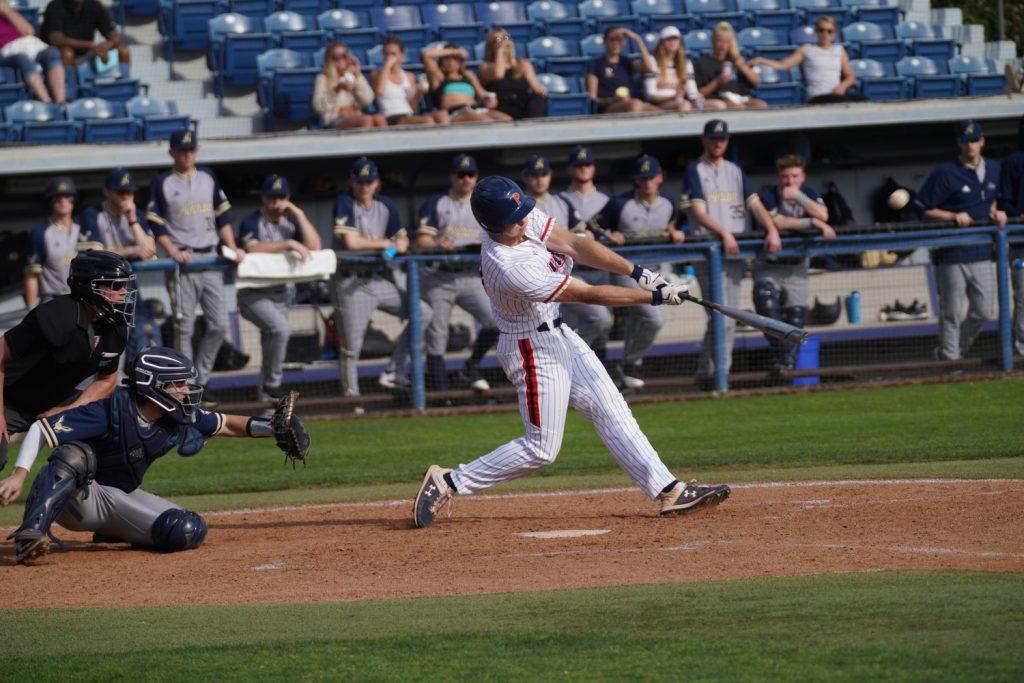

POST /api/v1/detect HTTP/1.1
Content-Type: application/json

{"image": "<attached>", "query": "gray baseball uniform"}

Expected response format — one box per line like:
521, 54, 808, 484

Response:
752, 185, 826, 308
558, 187, 612, 348
25, 219, 89, 302
147, 167, 232, 385
81, 205, 153, 251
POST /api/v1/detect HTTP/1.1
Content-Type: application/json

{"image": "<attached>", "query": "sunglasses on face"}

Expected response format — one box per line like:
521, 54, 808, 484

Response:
606, 36, 624, 43
332, 52, 349, 59
456, 172, 477, 179
815, 27, 834, 34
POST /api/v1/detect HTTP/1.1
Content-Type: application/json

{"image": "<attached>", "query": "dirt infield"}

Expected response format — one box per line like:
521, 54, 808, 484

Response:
2, 479, 1023, 609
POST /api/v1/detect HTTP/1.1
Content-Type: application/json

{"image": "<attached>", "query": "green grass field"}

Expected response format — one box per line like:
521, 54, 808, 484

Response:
2, 378, 1022, 680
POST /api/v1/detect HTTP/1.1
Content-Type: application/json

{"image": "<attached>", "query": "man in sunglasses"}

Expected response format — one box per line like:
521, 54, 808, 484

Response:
416, 154, 499, 391
0, 249, 135, 474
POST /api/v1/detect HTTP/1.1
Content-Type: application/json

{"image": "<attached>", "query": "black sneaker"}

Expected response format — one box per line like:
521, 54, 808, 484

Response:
658, 481, 731, 516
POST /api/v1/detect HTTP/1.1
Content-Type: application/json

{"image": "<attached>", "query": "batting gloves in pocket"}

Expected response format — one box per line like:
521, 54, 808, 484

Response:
652, 283, 689, 306
631, 265, 669, 292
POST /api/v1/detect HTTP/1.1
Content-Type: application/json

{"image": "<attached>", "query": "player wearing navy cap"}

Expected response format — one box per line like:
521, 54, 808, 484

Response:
237, 175, 322, 402
24, 176, 96, 308
997, 115, 1024, 356
916, 120, 1007, 361
81, 168, 156, 262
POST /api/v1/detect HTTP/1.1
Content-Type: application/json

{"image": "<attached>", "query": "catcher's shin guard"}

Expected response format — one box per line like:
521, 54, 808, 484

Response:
9, 441, 97, 564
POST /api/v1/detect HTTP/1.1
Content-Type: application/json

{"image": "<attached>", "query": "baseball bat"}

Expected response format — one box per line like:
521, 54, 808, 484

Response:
682, 293, 809, 345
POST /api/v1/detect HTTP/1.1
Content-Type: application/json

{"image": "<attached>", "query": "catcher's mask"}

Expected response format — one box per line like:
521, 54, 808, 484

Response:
130, 347, 203, 424
68, 249, 138, 328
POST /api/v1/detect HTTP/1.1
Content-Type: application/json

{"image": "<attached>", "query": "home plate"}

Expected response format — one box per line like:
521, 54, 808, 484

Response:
518, 529, 611, 539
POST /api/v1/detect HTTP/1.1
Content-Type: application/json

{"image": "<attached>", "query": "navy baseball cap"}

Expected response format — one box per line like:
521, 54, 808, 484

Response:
703, 119, 730, 139
261, 174, 290, 196
632, 154, 662, 179
523, 154, 551, 175
452, 154, 479, 173
169, 129, 197, 150
350, 157, 379, 181
958, 120, 983, 143
105, 168, 136, 191
569, 145, 595, 165
45, 176, 77, 197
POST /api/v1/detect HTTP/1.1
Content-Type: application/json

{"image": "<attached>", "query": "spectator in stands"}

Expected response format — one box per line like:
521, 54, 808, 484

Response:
916, 120, 1006, 362
237, 175, 321, 403
312, 42, 385, 130
644, 25, 724, 112
694, 22, 765, 109
997, 115, 1024, 356
372, 38, 447, 126
750, 15, 863, 104
81, 168, 155, 261
478, 28, 548, 119
147, 130, 245, 407
587, 26, 659, 114
752, 155, 834, 374
0, 0, 65, 103
680, 119, 780, 386
40, 0, 129, 67
24, 176, 90, 308
422, 43, 511, 123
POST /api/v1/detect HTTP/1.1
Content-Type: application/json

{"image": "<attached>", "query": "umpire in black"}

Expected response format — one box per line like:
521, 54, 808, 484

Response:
0, 250, 135, 471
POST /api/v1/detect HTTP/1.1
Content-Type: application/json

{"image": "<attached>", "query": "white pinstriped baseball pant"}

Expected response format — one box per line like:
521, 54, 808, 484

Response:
450, 324, 677, 499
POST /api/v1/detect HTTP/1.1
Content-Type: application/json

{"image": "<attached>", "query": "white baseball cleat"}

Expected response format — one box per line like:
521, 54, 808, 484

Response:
413, 465, 455, 528
659, 480, 731, 516
470, 377, 491, 392
378, 371, 411, 390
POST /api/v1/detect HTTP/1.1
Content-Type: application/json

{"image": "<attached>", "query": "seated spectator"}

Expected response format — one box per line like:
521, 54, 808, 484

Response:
373, 38, 447, 126
81, 168, 156, 261
313, 42, 385, 129
644, 25, 724, 112
422, 43, 511, 123
41, 0, 129, 67
587, 26, 659, 114
478, 28, 547, 119
0, 0, 65, 103
25, 176, 90, 308
750, 15, 864, 104
694, 22, 765, 109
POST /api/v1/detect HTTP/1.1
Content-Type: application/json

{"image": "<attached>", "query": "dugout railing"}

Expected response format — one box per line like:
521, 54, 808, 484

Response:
131, 223, 1024, 412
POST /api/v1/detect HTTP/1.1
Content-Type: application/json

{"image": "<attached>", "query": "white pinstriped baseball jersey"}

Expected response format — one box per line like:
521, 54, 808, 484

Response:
480, 208, 574, 334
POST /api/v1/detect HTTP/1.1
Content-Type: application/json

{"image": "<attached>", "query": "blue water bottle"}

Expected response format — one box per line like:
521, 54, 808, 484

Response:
383, 245, 398, 260
845, 290, 861, 324
1014, 258, 1024, 271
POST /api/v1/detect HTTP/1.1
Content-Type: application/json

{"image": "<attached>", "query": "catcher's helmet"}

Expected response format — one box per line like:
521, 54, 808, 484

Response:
470, 176, 536, 233
68, 250, 138, 328
129, 347, 203, 424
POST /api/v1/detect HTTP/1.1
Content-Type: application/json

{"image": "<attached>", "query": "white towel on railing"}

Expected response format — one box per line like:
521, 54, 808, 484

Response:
235, 250, 337, 289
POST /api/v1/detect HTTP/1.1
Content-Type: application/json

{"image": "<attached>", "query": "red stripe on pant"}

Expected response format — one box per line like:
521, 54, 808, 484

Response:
518, 338, 541, 428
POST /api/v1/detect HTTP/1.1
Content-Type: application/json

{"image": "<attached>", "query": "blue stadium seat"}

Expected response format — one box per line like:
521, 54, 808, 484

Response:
365, 44, 422, 73
5, 101, 76, 144
208, 13, 261, 72
264, 11, 326, 53
527, 1, 586, 41
578, 0, 642, 34
279, 0, 327, 18
0, 67, 27, 109
840, 0, 899, 31
422, 4, 484, 43
256, 48, 305, 110
948, 56, 1006, 96
751, 64, 802, 104
580, 33, 606, 58
537, 72, 591, 115
639, 29, 659, 50
790, 0, 849, 27
76, 62, 140, 103
121, 0, 158, 17
126, 95, 193, 140
897, 21, 956, 61
159, 0, 219, 60
317, 10, 380, 54
371, 5, 433, 54
842, 21, 902, 62
268, 69, 319, 126
0, 121, 12, 144
67, 97, 138, 143
683, 28, 713, 55
737, 26, 781, 56
527, 35, 586, 77
226, 0, 275, 21
737, 0, 799, 33
475, 2, 536, 43
631, 0, 691, 33
849, 57, 907, 99
10, 1, 39, 31
684, 0, 749, 31
208, 14, 274, 94
895, 55, 958, 98
790, 24, 816, 46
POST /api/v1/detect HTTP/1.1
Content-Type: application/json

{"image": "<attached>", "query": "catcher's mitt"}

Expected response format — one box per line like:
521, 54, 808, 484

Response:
272, 391, 310, 466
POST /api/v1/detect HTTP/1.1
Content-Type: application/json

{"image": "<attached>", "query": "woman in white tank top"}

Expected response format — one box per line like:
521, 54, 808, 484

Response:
750, 15, 865, 104
372, 38, 449, 126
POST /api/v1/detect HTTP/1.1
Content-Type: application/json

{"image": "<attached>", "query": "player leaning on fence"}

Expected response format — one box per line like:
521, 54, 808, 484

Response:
996, 114, 1024, 357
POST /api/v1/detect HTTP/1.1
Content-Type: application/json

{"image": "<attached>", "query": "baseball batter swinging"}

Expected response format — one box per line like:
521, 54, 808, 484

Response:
413, 176, 731, 528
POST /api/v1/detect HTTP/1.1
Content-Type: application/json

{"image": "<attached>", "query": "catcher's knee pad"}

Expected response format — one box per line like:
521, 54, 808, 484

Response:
151, 508, 207, 552
11, 441, 96, 539
753, 280, 782, 319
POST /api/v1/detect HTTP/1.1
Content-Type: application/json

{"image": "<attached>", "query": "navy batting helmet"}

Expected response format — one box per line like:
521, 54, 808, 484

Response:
129, 347, 203, 424
470, 176, 536, 233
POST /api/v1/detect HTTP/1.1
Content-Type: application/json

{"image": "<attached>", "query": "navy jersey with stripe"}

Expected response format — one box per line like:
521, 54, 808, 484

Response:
332, 194, 404, 244
598, 192, 677, 239
81, 206, 153, 250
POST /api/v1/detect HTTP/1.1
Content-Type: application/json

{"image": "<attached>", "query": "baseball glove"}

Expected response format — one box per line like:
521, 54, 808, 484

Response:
272, 391, 310, 466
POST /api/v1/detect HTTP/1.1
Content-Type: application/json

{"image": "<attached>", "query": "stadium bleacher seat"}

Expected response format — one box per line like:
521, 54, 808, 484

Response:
226, 0, 274, 21
640, 30, 659, 50
67, 97, 138, 143
895, 55, 959, 98
683, 28, 713, 55
422, 4, 484, 44
5, 101, 76, 144
0, 121, 12, 144
842, 21, 903, 62
76, 62, 141, 103
790, 0, 849, 27
279, 0, 325, 17
527, 35, 587, 78
10, 0, 39, 31
255, 49, 319, 128
684, 0, 749, 31
208, 13, 274, 95
475, 2, 536, 43
122, 0, 158, 16
850, 57, 908, 99
896, 22, 956, 62
631, 0, 691, 34
264, 11, 326, 53
790, 24, 816, 46
365, 44, 422, 73
370, 5, 433, 54
737, 0, 799, 34
840, 0, 899, 31
580, 33, 606, 58
751, 64, 803, 104
526, 1, 586, 42
0, 67, 26, 109
948, 56, 1006, 96
537, 72, 591, 115
126, 95, 193, 140
738, 26, 782, 56
316, 9, 379, 54
159, 0, 219, 60
578, 0, 641, 34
